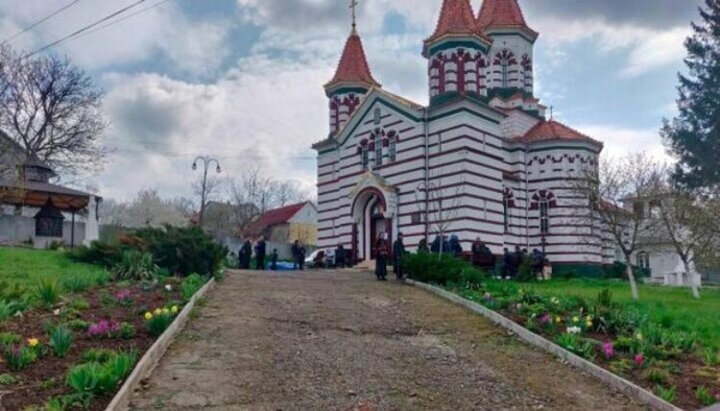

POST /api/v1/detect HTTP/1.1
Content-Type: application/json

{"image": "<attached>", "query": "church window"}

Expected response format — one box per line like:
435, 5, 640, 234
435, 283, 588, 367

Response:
373, 108, 381, 125
494, 49, 516, 89
503, 196, 509, 233
361, 146, 369, 169
389, 134, 397, 162
374, 132, 383, 166
540, 198, 550, 234
411, 212, 422, 225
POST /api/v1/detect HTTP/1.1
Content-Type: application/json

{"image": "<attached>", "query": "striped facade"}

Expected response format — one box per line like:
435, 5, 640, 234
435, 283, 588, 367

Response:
313, 0, 615, 273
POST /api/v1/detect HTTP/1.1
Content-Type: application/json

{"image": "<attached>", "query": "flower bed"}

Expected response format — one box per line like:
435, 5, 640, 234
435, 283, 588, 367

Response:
0, 276, 203, 410
449, 282, 720, 409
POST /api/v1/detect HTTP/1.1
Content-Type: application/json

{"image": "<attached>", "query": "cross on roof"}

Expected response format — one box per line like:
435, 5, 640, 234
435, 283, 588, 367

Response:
350, 0, 358, 30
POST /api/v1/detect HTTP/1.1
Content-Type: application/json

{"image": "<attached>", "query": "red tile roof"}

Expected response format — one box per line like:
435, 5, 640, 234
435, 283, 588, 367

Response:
325, 31, 379, 90
516, 120, 603, 147
243, 202, 308, 237
426, 0, 479, 43
477, 0, 535, 34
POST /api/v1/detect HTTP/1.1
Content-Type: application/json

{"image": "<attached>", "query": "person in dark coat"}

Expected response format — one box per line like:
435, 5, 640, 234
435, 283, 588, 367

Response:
240, 240, 252, 269
449, 235, 463, 256
393, 233, 406, 280
418, 238, 429, 253
502, 248, 512, 279
430, 235, 441, 253
270, 249, 279, 271
291, 240, 300, 270
375, 233, 389, 281
335, 244, 346, 268
254, 237, 267, 270
298, 244, 306, 270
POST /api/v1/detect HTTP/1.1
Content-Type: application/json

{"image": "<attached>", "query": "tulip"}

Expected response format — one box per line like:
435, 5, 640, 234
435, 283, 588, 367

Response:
144, 312, 153, 320
634, 353, 645, 367
602, 341, 614, 359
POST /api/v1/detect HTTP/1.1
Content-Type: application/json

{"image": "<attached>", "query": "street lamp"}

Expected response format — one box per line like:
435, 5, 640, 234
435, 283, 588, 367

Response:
192, 155, 221, 227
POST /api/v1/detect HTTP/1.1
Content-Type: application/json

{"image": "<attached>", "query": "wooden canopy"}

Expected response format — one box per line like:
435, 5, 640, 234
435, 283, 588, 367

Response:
0, 179, 98, 212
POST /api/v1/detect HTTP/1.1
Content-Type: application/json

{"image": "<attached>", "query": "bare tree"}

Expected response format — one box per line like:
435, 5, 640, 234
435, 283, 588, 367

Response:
571, 152, 664, 300
271, 180, 309, 207
654, 183, 720, 298
0, 46, 106, 178
99, 189, 190, 228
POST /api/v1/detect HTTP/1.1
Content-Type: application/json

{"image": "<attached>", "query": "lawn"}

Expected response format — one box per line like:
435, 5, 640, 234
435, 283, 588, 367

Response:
530, 279, 720, 350
0, 247, 108, 289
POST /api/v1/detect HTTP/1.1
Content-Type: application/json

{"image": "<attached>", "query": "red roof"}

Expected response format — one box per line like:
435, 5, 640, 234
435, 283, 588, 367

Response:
516, 120, 603, 146
243, 202, 308, 237
325, 31, 379, 90
426, 0, 479, 43
477, 0, 535, 34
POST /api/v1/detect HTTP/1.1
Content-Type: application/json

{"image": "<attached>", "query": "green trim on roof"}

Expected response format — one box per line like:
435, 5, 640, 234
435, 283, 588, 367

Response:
328, 87, 370, 97
506, 145, 602, 155
427, 39, 490, 56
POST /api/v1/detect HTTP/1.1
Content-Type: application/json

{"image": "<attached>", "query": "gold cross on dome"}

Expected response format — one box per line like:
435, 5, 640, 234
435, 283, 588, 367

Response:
350, 0, 359, 29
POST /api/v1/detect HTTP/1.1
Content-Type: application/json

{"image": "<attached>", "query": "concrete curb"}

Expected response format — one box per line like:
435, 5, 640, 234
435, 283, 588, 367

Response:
105, 276, 217, 411
406, 279, 682, 411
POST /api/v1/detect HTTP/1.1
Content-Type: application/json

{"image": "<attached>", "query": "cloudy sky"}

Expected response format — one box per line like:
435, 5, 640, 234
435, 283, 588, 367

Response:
0, 0, 703, 202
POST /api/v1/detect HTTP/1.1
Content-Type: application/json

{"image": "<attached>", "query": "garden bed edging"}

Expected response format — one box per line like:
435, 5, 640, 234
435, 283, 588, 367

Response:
405, 279, 682, 411
104, 276, 217, 411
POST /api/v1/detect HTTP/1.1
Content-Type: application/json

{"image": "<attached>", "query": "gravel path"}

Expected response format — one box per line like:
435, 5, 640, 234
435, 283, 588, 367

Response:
129, 270, 641, 410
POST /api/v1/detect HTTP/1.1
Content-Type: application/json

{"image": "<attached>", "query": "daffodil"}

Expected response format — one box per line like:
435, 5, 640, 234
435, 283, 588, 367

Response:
555, 316, 562, 324
171, 306, 179, 314
154, 308, 162, 316
162, 308, 170, 314
27, 338, 39, 347
585, 315, 592, 322
144, 312, 153, 320
572, 316, 580, 323
636, 333, 643, 341
585, 321, 593, 328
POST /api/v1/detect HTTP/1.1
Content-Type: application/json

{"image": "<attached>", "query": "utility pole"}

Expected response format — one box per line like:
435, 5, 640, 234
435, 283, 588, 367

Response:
192, 156, 221, 227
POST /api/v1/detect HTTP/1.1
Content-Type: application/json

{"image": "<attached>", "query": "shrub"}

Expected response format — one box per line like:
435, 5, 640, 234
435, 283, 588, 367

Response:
61, 276, 94, 293
404, 252, 475, 285
0, 332, 21, 348
0, 373, 18, 386
0, 299, 13, 322
703, 348, 719, 366
603, 261, 627, 279
66, 351, 137, 396
81, 348, 117, 363
133, 226, 228, 276
655, 385, 677, 403
145, 307, 178, 337
119, 322, 135, 339
696, 386, 717, 406
33, 278, 62, 309
3, 345, 38, 371
66, 241, 123, 267
112, 250, 157, 281
49, 326, 73, 358
181, 274, 205, 301
516, 256, 535, 282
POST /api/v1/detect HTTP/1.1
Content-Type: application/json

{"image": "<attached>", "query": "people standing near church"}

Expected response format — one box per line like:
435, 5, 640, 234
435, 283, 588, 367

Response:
291, 240, 300, 270
298, 243, 306, 271
270, 249, 279, 271
393, 233, 406, 280
240, 240, 252, 270
418, 238, 429, 254
254, 237, 267, 270
375, 233, 389, 281
335, 244, 346, 268
449, 234, 463, 256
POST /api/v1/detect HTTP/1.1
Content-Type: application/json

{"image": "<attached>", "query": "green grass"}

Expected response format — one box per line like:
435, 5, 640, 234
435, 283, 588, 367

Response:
0, 247, 107, 293
530, 279, 720, 349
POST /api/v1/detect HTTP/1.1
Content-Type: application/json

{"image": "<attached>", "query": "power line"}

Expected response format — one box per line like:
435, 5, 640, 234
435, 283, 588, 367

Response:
59, 0, 174, 47
0, 0, 81, 46
24, 0, 149, 58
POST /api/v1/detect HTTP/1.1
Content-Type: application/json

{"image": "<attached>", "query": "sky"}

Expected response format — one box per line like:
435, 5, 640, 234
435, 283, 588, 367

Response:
0, 0, 704, 202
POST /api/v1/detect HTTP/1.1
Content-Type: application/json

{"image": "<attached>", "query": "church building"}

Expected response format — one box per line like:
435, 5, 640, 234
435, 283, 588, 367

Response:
313, 0, 612, 275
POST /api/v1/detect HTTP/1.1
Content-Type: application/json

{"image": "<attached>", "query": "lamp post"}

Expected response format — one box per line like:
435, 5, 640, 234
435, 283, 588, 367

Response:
192, 156, 221, 227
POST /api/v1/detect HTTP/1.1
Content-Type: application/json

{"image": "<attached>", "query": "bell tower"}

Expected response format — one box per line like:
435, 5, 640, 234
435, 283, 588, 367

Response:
324, 1, 380, 136
423, 0, 492, 104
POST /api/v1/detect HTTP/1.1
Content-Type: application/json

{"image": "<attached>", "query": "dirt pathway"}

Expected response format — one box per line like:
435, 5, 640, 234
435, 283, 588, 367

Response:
129, 270, 640, 410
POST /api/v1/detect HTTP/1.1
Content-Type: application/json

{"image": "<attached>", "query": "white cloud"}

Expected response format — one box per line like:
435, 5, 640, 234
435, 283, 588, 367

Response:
574, 125, 671, 163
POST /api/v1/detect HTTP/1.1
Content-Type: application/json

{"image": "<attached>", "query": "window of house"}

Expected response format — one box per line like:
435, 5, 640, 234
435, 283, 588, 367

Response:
411, 212, 422, 225
374, 133, 383, 166
636, 252, 650, 269
540, 198, 550, 234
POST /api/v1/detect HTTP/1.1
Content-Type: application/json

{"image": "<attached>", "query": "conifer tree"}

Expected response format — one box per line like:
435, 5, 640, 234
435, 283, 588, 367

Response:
661, 0, 720, 189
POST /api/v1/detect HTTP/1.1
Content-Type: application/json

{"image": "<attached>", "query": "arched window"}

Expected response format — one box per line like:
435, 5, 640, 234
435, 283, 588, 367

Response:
361, 146, 369, 170
540, 197, 550, 234
502, 187, 515, 233
494, 49, 517, 89
636, 252, 650, 269
374, 132, 383, 166
373, 107, 381, 125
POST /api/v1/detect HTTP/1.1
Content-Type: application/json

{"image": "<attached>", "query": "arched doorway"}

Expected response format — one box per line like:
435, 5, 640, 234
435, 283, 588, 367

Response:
351, 187, 392, 263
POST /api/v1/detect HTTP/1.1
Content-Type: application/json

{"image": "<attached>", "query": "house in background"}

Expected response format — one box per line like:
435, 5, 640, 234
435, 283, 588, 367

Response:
244, 201, 318, 245
0, 131, 100, 248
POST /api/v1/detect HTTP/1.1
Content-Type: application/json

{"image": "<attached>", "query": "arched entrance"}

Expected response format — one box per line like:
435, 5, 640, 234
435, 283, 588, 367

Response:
351, 187, 393, 263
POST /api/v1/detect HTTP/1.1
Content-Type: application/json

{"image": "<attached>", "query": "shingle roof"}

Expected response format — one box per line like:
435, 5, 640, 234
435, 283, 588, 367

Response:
243, 202, 308, 237
324, 31, 379, 91
516, 120, 603, 147
477, 0, 536, 35
426, 0, 480, 43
